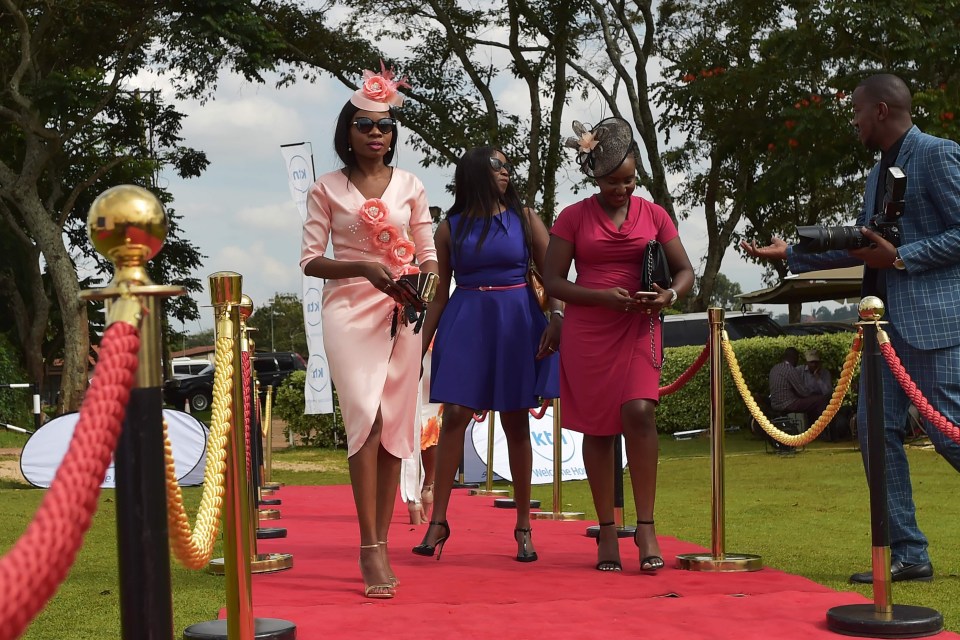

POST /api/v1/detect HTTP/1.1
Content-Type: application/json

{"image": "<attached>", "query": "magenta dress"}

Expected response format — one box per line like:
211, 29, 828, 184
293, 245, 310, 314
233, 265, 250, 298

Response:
550, 194, 678, 436
300, 168, 437, 458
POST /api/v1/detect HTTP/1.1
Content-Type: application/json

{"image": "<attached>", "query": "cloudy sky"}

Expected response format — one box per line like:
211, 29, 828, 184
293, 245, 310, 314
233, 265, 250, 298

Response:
141, 63, 823, 333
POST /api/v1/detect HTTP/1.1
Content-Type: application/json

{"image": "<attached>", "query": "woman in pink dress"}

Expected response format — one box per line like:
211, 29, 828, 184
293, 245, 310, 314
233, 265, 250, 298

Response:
300, 65, 438, 598
543, 118, 694, 573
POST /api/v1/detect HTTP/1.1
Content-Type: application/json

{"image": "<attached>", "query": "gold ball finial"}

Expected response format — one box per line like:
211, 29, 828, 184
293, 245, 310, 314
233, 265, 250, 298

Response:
87, 185, 166, 268
858, 296, 885, 321
239, 294, 254, 320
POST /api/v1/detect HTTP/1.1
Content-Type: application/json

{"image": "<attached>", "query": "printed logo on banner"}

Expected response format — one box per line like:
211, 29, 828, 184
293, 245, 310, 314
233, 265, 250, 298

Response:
307, 353, 330, 394
531, 419, 578, 464
304, 286, 322, 327
287, 154, 311, 193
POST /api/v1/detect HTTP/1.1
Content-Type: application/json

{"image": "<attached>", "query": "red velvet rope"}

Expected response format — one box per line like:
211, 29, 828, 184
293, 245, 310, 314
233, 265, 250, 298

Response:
241, 351, 252, 473
879, 341, 960, 445
528, 400, 549, 420
473, 411, 488, 423
659, 343, 710, 397
0, 322, 139, 639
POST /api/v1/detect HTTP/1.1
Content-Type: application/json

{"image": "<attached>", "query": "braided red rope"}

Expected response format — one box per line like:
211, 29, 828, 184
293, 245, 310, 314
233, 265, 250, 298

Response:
529, 400, 549, 419
0, 322, 139, 639
659, 343, 710, 397
879, 341, 960, 445
473, 411, 488, 423
241, 351, 252, 473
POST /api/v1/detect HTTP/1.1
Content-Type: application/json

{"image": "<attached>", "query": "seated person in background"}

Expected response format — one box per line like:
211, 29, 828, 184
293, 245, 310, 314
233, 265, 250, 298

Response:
799, 349, 831, 397
769, 347, 829, 425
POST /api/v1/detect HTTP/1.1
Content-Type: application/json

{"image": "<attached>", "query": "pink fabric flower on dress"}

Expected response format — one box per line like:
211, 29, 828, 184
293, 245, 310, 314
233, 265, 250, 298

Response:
387, 238, 416, 268
371, 224, 400, 251
359, 198, 389, 226
360, 61, 410, 108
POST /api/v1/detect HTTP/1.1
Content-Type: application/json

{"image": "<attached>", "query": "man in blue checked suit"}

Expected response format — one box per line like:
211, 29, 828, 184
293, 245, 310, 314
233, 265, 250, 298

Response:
743, 73, 960, 583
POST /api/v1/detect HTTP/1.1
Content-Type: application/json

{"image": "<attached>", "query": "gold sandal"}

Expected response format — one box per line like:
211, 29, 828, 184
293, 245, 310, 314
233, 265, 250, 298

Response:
359, 544, 395, 599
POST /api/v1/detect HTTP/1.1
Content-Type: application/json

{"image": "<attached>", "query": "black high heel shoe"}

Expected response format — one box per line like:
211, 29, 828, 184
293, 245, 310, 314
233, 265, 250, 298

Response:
514, 527, 538, 563
595, 522, 622, 572
412, 520, 450, 560
635, 519, 664, 572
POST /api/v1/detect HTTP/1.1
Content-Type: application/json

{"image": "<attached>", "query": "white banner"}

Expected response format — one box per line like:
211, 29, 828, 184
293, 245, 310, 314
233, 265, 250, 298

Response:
466, 409, 627, 484
281, 142, 333, 414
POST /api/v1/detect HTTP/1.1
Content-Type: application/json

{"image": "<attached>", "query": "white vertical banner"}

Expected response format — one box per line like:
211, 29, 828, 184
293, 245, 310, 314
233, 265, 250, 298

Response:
281, 142, 333, 414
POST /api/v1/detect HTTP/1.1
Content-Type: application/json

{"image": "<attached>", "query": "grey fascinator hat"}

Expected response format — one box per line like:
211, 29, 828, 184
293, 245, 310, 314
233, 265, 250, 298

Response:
563, 117, 635, 179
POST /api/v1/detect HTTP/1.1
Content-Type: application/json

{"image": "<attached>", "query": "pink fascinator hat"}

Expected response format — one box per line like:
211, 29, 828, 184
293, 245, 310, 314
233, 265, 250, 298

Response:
350, 61, 410, 112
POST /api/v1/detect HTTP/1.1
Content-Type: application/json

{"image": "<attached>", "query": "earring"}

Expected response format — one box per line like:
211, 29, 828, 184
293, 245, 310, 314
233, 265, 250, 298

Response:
348, 145, 352, 151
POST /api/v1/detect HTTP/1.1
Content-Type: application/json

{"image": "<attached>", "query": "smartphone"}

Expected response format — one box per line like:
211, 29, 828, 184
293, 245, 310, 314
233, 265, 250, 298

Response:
634, 291, 657, 298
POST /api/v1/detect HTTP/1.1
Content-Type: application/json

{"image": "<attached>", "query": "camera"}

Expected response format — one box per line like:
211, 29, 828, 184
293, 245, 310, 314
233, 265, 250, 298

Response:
795, 166, 906, 253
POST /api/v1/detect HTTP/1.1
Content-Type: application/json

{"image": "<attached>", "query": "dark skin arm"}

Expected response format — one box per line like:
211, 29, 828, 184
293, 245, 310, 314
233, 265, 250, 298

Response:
525, 207, 562, 358
303, 256, 437, 306
419, 221, 452, 358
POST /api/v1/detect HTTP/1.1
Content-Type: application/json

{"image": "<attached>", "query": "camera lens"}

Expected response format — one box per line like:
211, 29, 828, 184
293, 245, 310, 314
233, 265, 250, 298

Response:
795, 225, 867, 253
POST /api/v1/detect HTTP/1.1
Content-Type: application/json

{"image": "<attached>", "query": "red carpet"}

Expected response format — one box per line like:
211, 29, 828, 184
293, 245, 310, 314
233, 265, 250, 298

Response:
241, 486, 953, 639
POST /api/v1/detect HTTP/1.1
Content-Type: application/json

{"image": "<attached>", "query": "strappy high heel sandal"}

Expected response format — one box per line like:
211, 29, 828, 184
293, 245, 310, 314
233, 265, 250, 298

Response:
514, 527, 538, 563
635, 519, 664, 572
359, 544, 395, 599
411, 520, 450, 560
379, 540, 398, 587
595, 522, 622, 572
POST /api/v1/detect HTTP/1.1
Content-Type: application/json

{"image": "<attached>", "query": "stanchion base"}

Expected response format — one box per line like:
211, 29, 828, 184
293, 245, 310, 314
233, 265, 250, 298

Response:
261, 489, 276, 497
676, 552, 763, 572
259, 509, 281, 521
263, 482, 283, 490
260, 498, 282, 506
493, 498, 541, 509
257, 527, 287, 540
468, 489, 510, 497
585, 524, 636, 539
453, 482, 479, 489
826, 604, 943, 638
532, 511, 585, 521
183, 617, 296, 639
208, 553, 294, 575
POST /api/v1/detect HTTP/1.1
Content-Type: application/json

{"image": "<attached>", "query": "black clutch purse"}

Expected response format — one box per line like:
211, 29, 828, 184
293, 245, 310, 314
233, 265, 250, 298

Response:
641, 240, 671, 291
392, 271, 439, 335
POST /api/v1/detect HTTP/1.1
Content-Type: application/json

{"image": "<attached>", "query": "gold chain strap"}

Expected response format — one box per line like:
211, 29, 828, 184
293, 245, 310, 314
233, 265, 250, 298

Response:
721, 329, 863, 447
164, 334, 234, 569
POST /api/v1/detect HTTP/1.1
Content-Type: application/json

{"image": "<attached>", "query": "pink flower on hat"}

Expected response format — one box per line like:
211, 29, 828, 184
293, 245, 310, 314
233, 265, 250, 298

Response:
360, 61, 410, 108
359, 198, 389, 226
577, 130, 599, 153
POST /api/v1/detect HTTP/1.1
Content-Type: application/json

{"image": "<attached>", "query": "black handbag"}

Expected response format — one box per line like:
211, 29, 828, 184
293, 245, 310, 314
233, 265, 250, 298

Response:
392, 271, 439, 335
641, 240, 671, 291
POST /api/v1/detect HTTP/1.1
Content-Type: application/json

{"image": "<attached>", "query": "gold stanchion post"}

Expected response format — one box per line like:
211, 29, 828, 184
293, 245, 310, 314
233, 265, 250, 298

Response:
533, 399, 584, 521
676, 307, 761, 572
469, 411, 509, 497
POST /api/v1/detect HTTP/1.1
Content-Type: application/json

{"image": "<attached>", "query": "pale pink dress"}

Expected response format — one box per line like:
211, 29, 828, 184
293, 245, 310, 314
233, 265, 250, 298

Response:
300, 168, 437, 458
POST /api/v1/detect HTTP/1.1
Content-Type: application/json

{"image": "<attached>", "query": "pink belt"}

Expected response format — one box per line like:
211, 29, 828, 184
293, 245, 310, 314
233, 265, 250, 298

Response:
460, 283, 527, 292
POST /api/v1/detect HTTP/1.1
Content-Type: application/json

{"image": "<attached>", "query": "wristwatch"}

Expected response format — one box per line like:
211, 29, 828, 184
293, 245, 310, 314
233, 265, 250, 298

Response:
667, 288, 678, 304
893, 252, 906, 270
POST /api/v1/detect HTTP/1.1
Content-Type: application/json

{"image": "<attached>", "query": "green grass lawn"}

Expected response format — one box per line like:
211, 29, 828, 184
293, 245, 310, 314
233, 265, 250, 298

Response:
3, 430, 958, 638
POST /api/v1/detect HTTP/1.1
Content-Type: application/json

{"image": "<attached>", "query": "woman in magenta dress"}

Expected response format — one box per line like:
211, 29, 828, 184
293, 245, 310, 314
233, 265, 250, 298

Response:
543, 118, 694, 573
300, 65, 437, 598
412, 147, 561, 562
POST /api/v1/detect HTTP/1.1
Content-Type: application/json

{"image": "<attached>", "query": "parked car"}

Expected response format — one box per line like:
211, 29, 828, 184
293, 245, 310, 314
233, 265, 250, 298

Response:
171, 358, 211, 378
163, 352, 306, 412
662, 311, 785, 348
780, 321, 857, 336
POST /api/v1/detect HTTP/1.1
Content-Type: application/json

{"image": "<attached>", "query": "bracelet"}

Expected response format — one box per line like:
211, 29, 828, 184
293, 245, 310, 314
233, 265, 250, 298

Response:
550, 309, 565, 319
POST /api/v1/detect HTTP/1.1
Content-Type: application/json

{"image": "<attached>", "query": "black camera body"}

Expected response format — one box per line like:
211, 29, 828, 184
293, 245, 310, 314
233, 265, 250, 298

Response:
795, 166, 906, 253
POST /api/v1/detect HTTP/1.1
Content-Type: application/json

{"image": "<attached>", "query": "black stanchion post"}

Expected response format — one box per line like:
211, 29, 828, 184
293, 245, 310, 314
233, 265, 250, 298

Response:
826, 297, 942, 637
81, 185, 187, 640
32, 383, 41, 432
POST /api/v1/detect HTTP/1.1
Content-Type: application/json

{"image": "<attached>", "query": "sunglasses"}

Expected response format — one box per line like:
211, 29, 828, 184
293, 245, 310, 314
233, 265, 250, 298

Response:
352, 117, 397, 134
489, 157, 514, 174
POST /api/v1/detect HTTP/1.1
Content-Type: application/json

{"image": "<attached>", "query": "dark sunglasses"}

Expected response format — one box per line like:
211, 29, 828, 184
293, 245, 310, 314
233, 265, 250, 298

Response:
489, 157, 514, 174
352, 117, 397, 134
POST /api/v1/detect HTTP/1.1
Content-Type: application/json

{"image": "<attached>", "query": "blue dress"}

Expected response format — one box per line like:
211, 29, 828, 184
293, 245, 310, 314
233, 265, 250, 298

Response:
430, 209, 559, 410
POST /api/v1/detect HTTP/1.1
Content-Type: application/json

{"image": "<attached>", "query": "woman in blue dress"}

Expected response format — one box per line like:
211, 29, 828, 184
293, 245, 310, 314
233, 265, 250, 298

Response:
412, 147, 561, 562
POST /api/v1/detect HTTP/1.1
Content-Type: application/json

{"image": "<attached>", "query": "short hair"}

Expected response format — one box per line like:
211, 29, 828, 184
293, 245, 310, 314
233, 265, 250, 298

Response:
782, 347, 800, 361
333, 100, 399, 168
857, 74, 912, 113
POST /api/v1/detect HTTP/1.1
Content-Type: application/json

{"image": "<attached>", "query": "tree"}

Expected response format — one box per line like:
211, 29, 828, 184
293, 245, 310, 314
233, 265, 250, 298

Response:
0, 1, 288, 411
247, 293, 308, 356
